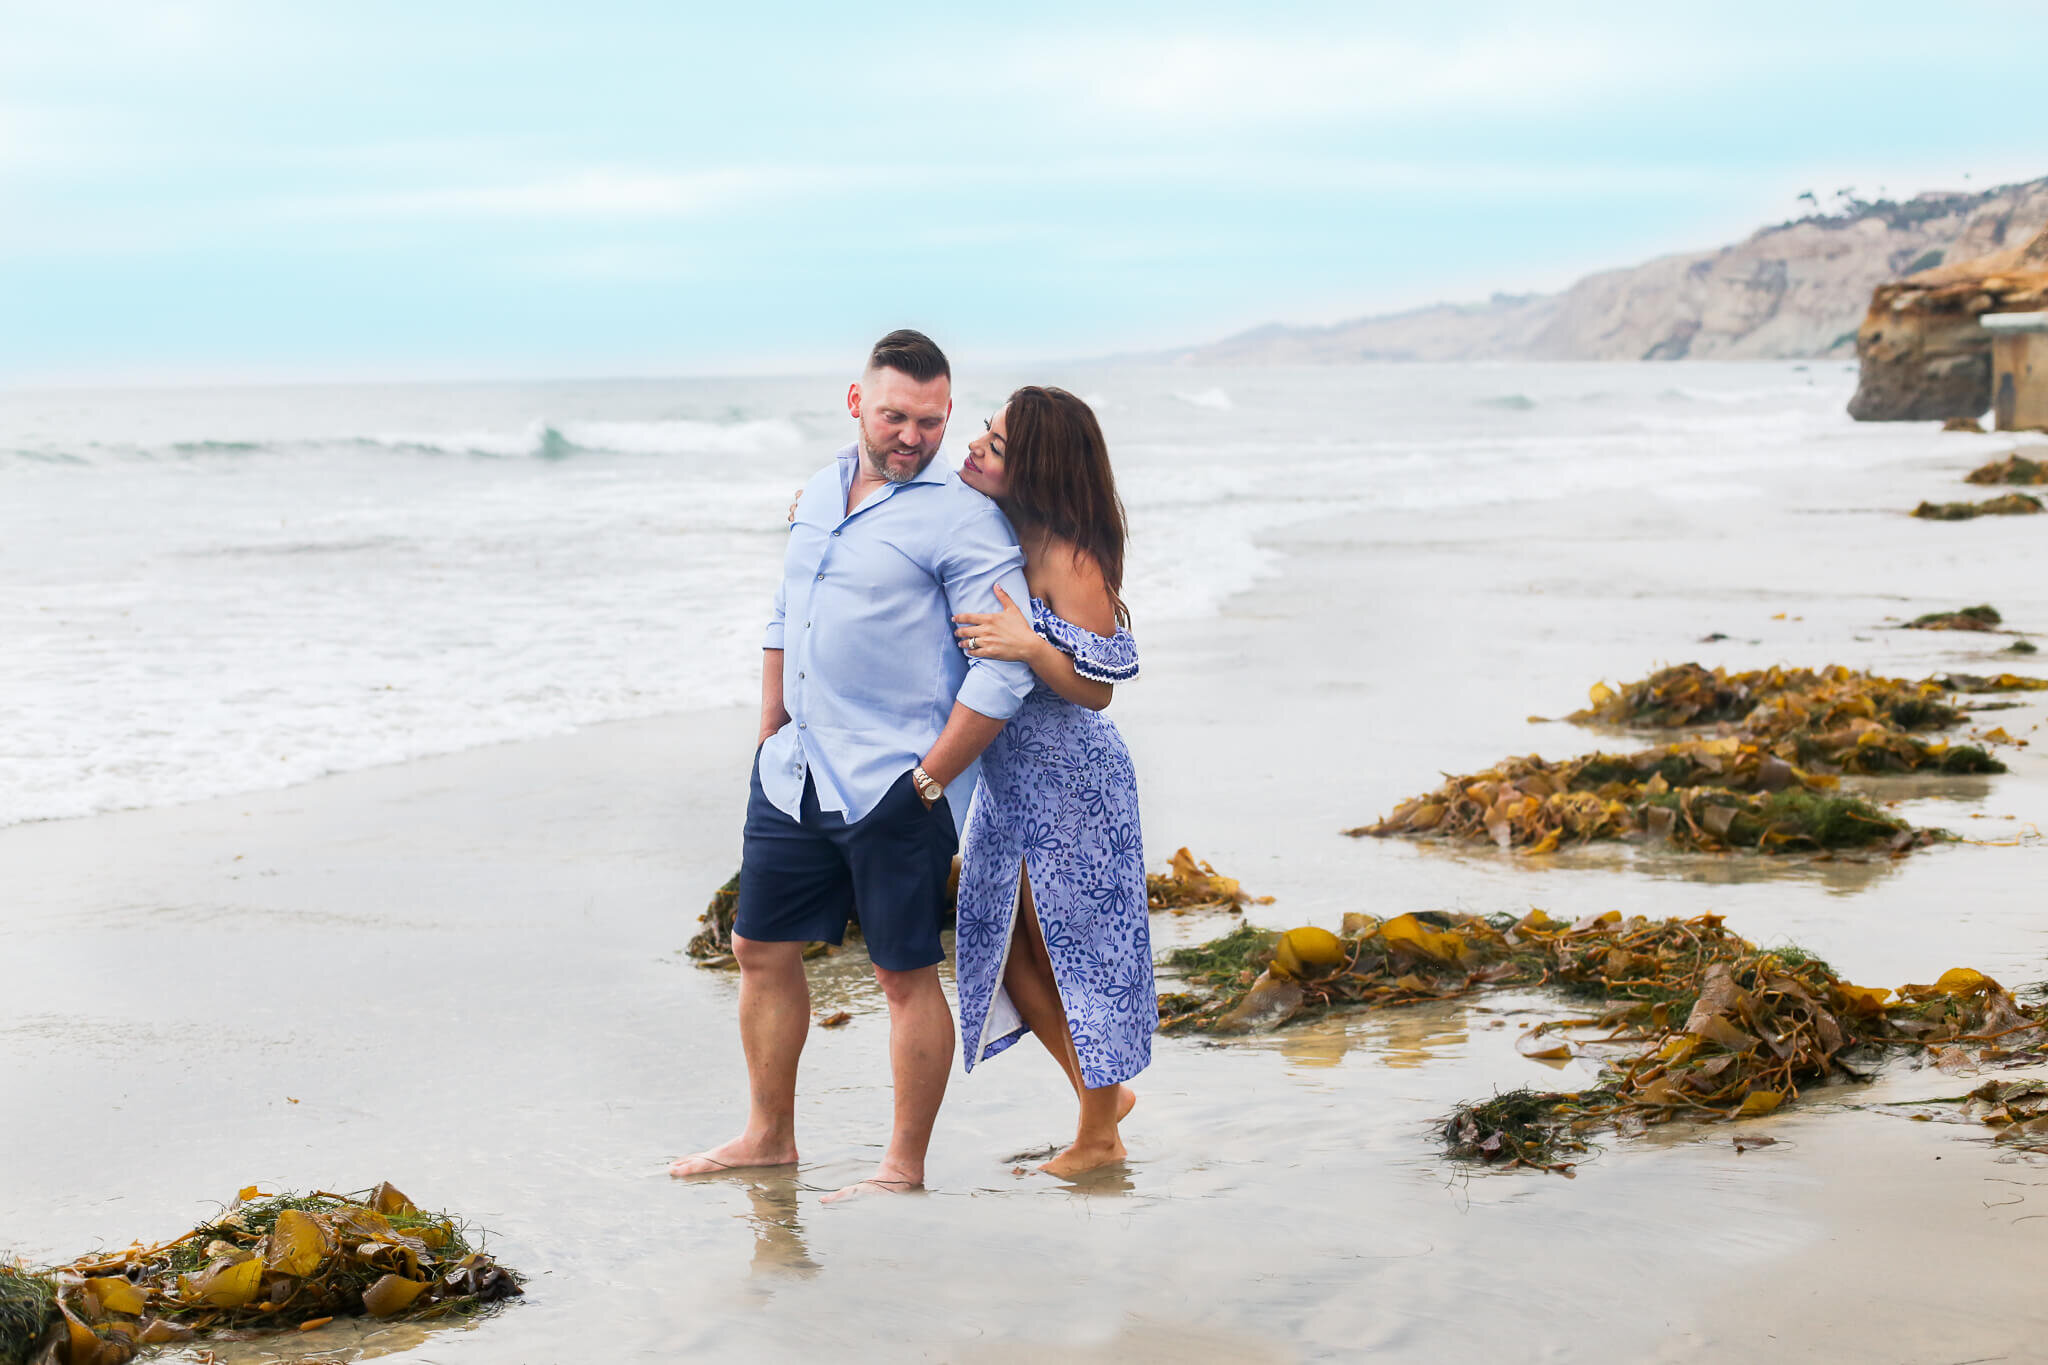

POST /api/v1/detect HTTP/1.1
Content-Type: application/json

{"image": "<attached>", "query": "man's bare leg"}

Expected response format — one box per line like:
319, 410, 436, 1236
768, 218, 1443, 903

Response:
671, 933, 809, 1176
820, 961, 953, 1202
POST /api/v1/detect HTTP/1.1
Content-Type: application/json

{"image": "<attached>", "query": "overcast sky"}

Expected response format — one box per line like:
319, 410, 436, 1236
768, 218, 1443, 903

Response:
6, 1, 2045, 384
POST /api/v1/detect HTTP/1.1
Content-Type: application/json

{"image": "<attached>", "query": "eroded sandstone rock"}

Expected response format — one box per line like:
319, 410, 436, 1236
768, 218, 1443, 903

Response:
1849, 223, 2048, 421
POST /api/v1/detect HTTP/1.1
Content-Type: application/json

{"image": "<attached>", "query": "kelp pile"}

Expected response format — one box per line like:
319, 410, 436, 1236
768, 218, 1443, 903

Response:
1156, 909, 2048, 1173
1146, 847, 1273, 914
1350, 737, 1948, 855
1354, 660, 2048, 855
1908, 603, 2004, 631
1, 1185, 519, 1365
1965, 452, 2048, 485
1565, 660, 2042, 727
1912, 492, 2044, 519
689, 848, 1262, 965
685, 874, 746, 962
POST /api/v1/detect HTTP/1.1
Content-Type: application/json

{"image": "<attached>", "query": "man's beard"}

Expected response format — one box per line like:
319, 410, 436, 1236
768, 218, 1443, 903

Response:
861, 429, 937, 484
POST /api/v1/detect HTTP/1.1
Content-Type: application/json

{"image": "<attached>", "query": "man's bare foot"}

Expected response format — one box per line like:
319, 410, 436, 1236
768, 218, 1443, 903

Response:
1039, 1135, 1126, 1179
819, 1166, 923, 1204
669, 1135, 798, 1178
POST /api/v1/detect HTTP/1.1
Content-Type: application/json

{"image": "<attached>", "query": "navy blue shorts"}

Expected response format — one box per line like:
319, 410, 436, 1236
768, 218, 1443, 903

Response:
734, 755, 958, 972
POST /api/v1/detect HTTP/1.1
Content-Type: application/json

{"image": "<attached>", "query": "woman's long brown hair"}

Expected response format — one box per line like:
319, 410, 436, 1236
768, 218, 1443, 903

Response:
998, 386, 1130, 626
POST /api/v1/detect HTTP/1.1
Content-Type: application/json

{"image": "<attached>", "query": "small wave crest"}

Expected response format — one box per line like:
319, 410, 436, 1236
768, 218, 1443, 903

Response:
1172, 387, 1234, 411
1476, 394, 1537, 411
366, 416, 804, 460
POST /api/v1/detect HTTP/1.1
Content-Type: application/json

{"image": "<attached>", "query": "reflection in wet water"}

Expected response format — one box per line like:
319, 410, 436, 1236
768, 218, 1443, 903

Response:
1273, 1021, 1351, 1070
196, 1315, 477, 1364
1369, 1008, 1472, 1071
738, 1176, 818, 1279
1401, 835, 1909, 896
1239, 999, 1495, 1073
1851, 774, 1999, 804
1049, 1162, 1137, 1197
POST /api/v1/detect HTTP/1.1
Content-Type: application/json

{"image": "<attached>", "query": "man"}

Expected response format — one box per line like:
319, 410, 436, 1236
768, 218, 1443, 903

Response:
670, 330, 1035, 1201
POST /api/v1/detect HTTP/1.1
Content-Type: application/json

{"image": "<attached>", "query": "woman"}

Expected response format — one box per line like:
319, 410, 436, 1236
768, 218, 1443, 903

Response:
950, 385, 1153, 1179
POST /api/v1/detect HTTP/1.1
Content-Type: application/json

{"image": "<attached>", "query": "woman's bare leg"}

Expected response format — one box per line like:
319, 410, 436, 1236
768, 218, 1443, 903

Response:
1000, 864, 1132, 1176
999, 870, 1084, 1097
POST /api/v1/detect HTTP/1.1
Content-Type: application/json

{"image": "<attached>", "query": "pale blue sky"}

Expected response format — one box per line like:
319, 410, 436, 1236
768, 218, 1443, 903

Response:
5, 1, 2044, 383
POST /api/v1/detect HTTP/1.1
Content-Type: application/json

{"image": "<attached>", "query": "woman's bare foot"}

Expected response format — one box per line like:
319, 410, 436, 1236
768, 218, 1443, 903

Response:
669, 1134, 798, 1178
1039, 1134, 1126, 1179
1116, 1085, 1137, 1123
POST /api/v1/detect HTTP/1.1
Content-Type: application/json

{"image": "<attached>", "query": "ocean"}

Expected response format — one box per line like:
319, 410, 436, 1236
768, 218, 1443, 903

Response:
0, 360, 1893, 827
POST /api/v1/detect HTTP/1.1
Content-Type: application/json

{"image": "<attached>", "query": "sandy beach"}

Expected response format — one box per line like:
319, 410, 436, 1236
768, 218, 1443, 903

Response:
7, 364, 2048, 1362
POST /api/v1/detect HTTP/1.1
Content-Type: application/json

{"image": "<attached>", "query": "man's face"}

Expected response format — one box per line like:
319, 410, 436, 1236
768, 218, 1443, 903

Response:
848, 367, 951, 483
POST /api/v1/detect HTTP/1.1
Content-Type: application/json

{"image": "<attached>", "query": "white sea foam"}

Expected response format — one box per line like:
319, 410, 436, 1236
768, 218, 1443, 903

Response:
0, 362, 1909, 826
366, 416, 805, 458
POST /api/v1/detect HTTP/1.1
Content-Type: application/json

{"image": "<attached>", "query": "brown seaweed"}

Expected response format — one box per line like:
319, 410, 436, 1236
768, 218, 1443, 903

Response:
1912, 493, 2044, 519
1156, 911, 2048, 1173
1907, 604, 2002, 631
1349, 742, 1947, 854
1355, 663, 2040, 855
1146, 847, 1273, 914
3, 1185, 519, 1365
1964, 453, 2048, 485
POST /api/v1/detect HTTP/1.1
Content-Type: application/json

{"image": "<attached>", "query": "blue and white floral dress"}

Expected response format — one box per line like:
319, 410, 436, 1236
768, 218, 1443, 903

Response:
954, 599, 1154, 1089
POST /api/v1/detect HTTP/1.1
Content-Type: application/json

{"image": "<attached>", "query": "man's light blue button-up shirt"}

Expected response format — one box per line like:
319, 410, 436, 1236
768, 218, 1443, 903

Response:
759, 443, 1035, 833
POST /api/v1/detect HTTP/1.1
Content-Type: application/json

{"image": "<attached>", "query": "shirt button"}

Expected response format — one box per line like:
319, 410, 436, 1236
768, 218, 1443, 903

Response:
798, 722, 806, 730
831, 530, 841, 536
815, 573, 823, 581
798, 672, 805, 679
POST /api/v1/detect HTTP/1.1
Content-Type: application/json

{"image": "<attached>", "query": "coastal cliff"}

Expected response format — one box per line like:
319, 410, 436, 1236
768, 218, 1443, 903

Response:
1847, 221, 2048, 420
1179, 178, 2048, 365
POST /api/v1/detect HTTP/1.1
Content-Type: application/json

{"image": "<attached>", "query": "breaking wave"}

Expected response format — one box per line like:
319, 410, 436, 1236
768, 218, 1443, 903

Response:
364, 417, 805, 459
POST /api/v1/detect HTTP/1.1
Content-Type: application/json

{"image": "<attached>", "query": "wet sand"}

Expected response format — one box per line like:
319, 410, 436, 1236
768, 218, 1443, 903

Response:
6, 407, 2048, 1361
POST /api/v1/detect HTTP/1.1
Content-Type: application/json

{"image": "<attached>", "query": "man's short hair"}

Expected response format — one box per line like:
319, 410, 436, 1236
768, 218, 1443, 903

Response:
866, 329, 950, 384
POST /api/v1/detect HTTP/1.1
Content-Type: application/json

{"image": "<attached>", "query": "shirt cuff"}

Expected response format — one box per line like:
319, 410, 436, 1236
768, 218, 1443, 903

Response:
763, 621, 785, 650
956, 659, 1032, 721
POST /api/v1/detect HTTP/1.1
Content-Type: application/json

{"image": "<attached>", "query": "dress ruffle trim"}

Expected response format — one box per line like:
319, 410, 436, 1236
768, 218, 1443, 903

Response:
1031, 598, 1140, 683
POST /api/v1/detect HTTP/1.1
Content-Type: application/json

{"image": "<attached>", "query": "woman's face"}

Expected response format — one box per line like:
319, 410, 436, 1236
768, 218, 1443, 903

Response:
961, 406, 1010, 499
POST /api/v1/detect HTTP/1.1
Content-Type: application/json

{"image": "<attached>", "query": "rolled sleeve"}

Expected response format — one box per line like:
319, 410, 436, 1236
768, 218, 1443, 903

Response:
763, 573, 787, 650
957, 655, 1034, 720
939, 504, 1036, 721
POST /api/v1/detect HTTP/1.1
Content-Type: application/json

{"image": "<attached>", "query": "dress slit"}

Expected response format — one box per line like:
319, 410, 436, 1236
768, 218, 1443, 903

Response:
974, 856, 1065, 1067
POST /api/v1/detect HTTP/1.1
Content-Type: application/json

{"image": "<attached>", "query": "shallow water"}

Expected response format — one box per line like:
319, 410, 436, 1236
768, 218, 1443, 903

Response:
7, 362, 2048, 1360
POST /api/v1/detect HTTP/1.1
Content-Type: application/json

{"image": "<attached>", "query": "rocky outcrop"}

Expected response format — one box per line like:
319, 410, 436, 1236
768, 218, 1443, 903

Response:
1847, 223, 2048, 421
1176, 178, 2048, 366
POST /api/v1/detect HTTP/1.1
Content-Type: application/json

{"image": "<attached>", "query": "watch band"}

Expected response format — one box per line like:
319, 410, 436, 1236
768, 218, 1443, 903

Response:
912, 765, 943, 803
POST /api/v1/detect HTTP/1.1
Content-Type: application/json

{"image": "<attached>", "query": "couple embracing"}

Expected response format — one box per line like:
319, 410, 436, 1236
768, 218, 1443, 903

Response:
670, 330, 1155, 1199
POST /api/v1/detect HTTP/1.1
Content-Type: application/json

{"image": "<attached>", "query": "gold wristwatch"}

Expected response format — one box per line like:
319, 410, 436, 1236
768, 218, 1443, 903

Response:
912, 765, 944, 805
